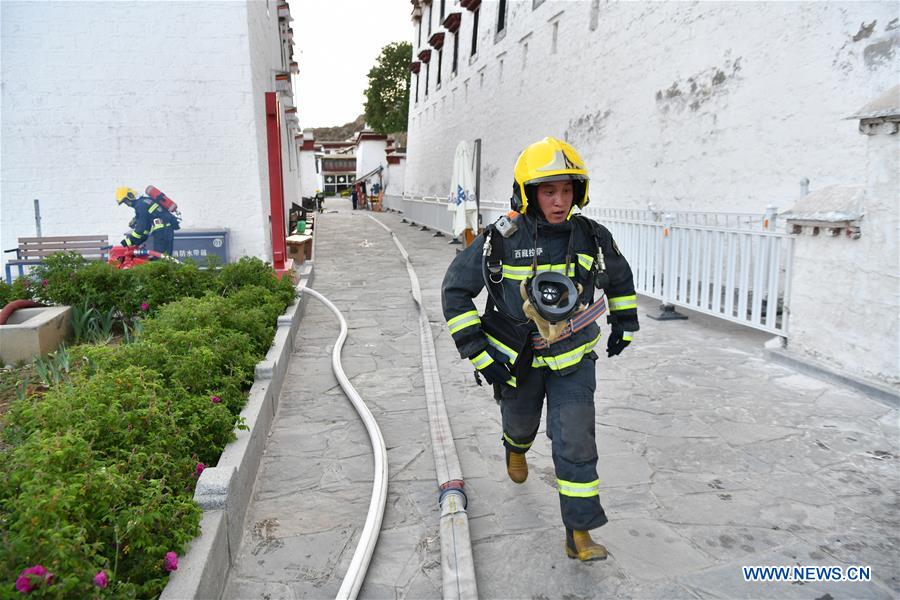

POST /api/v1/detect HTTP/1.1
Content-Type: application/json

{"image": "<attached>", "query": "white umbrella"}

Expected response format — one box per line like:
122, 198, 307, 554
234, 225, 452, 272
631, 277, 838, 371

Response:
447, 141, 478, 238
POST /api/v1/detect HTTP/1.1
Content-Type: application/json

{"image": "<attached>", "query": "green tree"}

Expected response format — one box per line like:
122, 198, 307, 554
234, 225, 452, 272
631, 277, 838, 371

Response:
364, 41, 412, 134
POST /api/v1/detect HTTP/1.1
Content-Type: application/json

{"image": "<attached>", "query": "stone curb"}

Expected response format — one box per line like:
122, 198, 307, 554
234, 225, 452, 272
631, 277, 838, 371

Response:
766, 346, 899, 408
161, 260, 315, 600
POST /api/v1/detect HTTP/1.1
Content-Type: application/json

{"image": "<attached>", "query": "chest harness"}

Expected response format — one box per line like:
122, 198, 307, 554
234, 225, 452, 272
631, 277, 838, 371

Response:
482, 214, 610, 348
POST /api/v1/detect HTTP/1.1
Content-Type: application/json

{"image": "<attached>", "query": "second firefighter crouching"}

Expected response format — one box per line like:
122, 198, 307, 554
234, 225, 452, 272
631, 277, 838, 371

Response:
441, 136, 639, 561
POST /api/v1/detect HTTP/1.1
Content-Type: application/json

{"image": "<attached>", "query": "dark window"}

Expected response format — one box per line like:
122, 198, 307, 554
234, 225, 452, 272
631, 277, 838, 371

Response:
497, 0, 506, 32
437, 49, 443, 86
452, 32, 459, 74
415, 73, 419, 102
425, 62, 430, 96
427, 5, 432, 35
418, 18, 422, 47
440, 0, 445, 20
471, 8, 479, 56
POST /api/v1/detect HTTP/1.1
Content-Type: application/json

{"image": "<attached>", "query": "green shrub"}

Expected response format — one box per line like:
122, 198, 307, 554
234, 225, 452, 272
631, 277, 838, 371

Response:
32, 258, 127, 316
216, 256, 295, 303
1, 371, 205, 598
0, 277, 35, 306
128, 259, 216, 315
1, 255, 295, 596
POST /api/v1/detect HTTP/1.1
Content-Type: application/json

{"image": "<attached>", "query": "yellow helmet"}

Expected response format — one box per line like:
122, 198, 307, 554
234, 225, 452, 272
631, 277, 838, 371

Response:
115, 187, 137, 205
511, 137, 590, 216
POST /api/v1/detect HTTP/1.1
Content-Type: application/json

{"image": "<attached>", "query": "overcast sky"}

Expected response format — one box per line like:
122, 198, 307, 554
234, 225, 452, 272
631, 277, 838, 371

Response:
293, 0, 413, 129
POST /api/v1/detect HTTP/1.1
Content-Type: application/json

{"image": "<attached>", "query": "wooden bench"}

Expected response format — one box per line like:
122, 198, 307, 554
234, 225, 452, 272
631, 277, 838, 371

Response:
4, 235, 109, 283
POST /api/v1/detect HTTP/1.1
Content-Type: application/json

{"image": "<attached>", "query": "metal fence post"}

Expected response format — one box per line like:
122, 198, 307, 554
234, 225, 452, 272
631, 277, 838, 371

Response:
763, 204, 777, 231
648, 214, 688, 321
34, 199, 42, 237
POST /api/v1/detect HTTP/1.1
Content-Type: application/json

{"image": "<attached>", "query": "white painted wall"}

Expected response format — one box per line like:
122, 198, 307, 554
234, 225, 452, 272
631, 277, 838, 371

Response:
405, 1, 899, 213
298, 133, 319, 198
788, 118, 899, 387
386, 160, 404, 196
356, 138, 388, 182
1, 0, 299, 273
386, 160, 407, 196
245, 0, 297, 251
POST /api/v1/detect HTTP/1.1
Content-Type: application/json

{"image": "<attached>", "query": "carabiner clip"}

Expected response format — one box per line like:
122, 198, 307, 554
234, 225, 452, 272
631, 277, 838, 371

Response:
487, 259, 504, 284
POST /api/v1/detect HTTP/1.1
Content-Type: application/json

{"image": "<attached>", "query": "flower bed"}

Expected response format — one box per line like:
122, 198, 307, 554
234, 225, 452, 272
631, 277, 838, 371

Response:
0, 254, 295, 597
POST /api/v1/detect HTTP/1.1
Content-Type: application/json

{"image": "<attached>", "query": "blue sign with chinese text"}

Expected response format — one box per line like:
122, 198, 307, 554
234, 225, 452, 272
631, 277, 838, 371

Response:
172, 230, 229, 266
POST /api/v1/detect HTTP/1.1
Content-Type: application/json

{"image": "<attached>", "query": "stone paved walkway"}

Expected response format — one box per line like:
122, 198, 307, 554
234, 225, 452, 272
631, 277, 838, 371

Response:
224, 199, 899, 599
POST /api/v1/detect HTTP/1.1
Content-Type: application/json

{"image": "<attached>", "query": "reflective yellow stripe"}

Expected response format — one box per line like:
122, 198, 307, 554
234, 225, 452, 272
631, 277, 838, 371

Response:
532, 333, 601, 370
148, 203, 160, 213
577, 253, 594, 271
503, 432, 532, 449
506, 375, 517, 388
448, 310, 481, 334
469, 350, 494, 370
128, 231, 142, 240
150, 222, 166, 233
486, 333, 518, 362
556, 478, 600, 498
623, 332, 633, 342
608, 294, 637, 311
123, 238, 134, 247
502, 262, 577, 281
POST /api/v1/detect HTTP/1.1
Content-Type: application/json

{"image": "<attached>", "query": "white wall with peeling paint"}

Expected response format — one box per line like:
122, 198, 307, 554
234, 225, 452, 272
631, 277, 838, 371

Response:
406, 1, 898, 213
787, 113, 899, 388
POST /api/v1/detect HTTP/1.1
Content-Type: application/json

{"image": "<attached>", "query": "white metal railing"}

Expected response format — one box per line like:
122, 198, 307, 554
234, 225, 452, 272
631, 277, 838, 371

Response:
383, 195, 509, 234
383, 196, 793, 336
383, 195, 455, 236
583, 208, 794, 336
590, 206, 782, 231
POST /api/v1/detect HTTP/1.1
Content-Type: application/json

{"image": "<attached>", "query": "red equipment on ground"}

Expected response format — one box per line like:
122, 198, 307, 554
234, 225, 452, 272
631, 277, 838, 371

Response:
107, 245, 167, 269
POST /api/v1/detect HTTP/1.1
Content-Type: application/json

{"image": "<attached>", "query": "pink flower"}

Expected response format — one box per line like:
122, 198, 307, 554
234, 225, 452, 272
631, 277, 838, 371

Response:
41, 279, 49, 288
164, 551, 178, 572
210, 395, 221, 404
15, 565, 53, 593
14, 575, 31, 594
195, 462, 205, 477
93, 570, 109, 589
140, 302, 150, 312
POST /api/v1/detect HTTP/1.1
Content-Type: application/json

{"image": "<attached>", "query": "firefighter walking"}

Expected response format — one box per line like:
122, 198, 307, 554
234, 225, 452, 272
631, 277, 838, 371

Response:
441, 137, 639, 561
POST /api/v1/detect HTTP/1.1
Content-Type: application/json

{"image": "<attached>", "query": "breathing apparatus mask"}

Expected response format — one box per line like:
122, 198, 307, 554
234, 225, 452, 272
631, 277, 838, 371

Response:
523, 271, 579, 323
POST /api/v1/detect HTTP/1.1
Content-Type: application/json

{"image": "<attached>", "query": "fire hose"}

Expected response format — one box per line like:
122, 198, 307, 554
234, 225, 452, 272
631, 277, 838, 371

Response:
303, 287, 388, 600
367, 214, 478, 599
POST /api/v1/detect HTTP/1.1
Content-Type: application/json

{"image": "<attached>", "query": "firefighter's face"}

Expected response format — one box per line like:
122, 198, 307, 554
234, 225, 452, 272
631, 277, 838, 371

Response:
535, 181, 573, 224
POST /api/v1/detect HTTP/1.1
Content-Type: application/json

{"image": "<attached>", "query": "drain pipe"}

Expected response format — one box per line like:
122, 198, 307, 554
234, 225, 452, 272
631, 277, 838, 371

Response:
367, 215, 478, 599
303, 287, 388, 600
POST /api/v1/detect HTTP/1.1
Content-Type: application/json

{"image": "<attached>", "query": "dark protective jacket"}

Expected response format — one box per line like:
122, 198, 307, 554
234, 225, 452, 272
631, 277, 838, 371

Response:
441, 213, 638, 377
121, 196, 179, 248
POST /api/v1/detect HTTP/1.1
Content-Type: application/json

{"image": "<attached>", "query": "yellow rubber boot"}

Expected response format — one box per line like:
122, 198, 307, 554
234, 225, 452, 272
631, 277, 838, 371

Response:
506, 449, 528, 483
565, 528, 608, 561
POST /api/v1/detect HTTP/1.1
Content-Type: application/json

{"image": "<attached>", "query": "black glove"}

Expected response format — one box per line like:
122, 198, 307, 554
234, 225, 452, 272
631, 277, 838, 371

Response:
469, 345, 515, 386
606, 328, 633, 357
